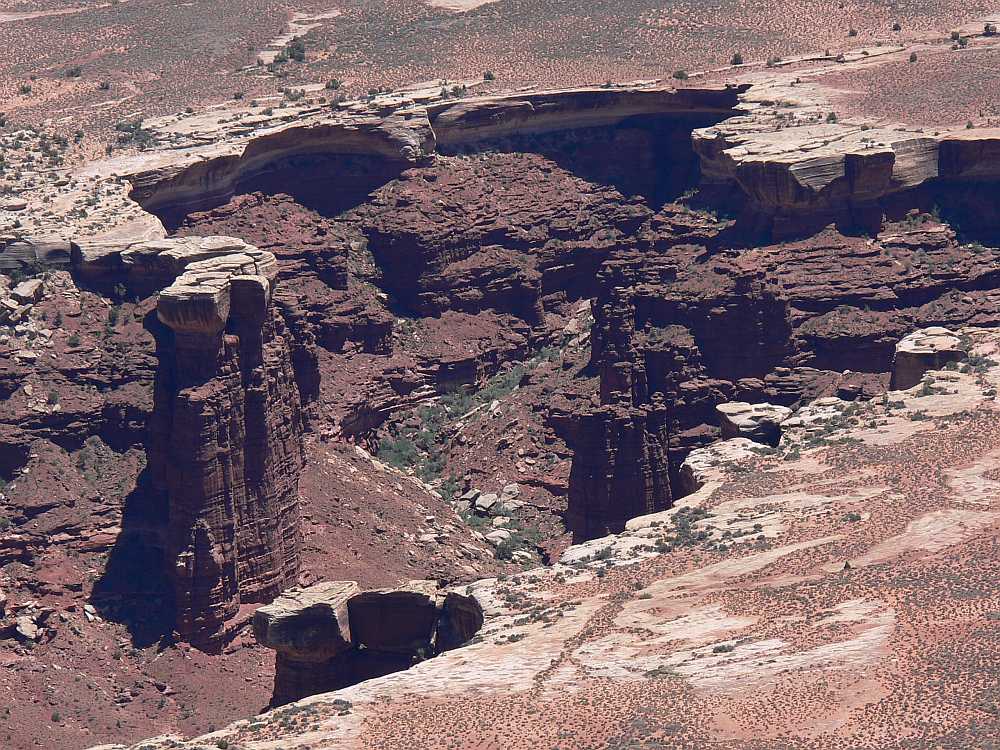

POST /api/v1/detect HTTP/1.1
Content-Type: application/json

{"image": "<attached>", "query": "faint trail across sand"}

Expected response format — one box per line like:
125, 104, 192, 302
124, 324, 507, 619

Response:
0, 6, 84, 23
256, 9, 342, 64
422, 0, 496, 10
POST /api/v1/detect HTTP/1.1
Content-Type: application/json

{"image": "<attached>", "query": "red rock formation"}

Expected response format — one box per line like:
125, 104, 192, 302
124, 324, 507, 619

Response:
357, 153, 651, 318
149, 246, 306, 648
558, 285, 673, 542
177, 192, 394, 359
561, 395, 672, 542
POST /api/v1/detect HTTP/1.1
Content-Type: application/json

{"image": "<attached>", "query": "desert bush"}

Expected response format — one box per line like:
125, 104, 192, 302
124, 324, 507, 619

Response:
287, 36, 306, 62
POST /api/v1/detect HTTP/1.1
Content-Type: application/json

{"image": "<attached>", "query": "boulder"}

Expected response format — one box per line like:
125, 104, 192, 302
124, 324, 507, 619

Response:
501, 483, 520, 499
717, 401, 792, 446
15, 615, 39, 641
474, 493, 499, 514
890, 327, 966, 390
500, 498, 524, 514
485, 529, 512, 544
458, 488, 481, 503
253, 581, 359, 661
436, 591, 485, 651
11, 279, 43, 304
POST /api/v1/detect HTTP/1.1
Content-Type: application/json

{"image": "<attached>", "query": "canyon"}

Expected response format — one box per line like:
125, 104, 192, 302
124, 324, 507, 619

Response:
0, 19, 999, 750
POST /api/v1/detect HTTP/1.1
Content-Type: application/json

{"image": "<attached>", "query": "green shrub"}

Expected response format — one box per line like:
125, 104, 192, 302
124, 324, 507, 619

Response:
378, 435, 418, 469
286, 36, 306, 62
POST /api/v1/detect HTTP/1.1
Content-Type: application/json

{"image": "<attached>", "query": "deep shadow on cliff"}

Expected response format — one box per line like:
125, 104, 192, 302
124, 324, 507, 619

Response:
435, 113, 729, 210
90, 468, 177, 648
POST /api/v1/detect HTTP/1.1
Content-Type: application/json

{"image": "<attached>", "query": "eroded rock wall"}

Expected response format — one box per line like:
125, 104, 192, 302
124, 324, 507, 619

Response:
558, 285, 673, 542
147, 243, 306, 647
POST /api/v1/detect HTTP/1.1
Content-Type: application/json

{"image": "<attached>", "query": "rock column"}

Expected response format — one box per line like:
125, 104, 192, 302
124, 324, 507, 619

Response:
150, 245, 305, 648
563, 284, 673, 543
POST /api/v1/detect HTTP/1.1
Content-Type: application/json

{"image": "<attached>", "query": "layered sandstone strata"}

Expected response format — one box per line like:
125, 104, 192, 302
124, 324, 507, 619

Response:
254, 580, 484, 705
116, 83, 745, 230
126, 107, 437, 227
427, 84, 749, 148
558, 286, 673, 542
148, 239, 306, 647
690, 69, 1000, 238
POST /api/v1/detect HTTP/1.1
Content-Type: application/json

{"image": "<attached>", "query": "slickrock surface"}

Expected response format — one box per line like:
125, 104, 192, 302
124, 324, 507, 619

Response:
103, 328, 1000, 750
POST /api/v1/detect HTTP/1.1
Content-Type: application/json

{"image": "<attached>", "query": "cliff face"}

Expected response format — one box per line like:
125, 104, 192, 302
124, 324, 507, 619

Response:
358, 152, 650, 319
558, 286, 673, 542
122, 84, 745, 232
691, 80, 1000, 239
427, 85, 749, 148
149, 243, 306, 647
126, 108, 436, 228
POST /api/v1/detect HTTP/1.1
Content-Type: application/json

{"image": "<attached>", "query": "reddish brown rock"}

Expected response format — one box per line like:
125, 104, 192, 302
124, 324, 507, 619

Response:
149, 243, 308, 648
557, 285, 673, 542
561, 395, 672, 543
357, 153, 651, 319
177, 192, 394, 359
